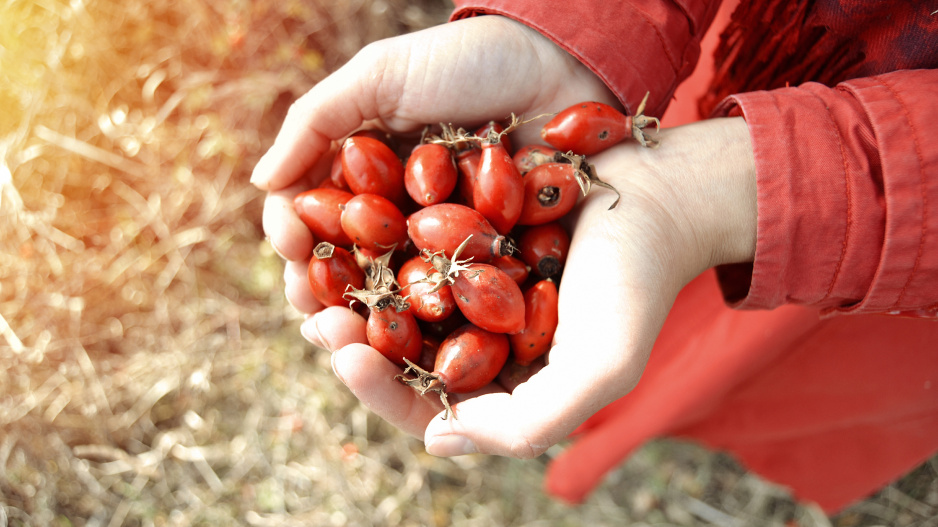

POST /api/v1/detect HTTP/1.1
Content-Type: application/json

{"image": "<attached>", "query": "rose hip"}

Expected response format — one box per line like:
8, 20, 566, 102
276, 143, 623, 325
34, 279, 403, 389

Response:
397, 323, 510, 418
454, 146, 481, 208
540, 93, 660, 154
398, 256, 456, 322
294, 188, 355, 246
307, 242, 366, 307
509, 279, 559, 366
472, 137, 524, 234
434, 323, 509, 393
366, 305, 423, 366
340, 135, 406, 205
517, 162, 582, 225
405, 143, 458, 206
407, 203, 512, 263
340, 193, 408, 252
329, 152, 350, 190
518, 222, 570, 278
450, 263, 525, 334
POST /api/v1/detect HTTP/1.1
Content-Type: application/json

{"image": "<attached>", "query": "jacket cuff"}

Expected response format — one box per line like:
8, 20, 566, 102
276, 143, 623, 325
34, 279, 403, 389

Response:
450, 0, 716, 117
713, 70, 938, 318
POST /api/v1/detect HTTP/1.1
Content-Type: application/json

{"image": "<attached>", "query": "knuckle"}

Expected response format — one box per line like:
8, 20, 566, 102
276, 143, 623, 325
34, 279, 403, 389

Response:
507, 435, 549, 460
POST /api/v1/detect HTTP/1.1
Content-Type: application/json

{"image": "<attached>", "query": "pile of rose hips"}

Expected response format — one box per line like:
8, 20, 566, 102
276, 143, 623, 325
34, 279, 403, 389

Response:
295, 95, 659, 418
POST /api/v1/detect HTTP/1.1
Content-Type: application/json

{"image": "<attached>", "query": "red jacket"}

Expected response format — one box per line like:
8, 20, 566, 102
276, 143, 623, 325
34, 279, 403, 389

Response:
453, 0, 938, 512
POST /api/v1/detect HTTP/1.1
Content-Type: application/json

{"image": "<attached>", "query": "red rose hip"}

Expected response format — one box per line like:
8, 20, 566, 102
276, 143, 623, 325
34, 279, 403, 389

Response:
509, 279, 559, 366
405, 143, 457, 206
340, 193, 408, 252
407, 203, 512, 263
307, 242, 366, 307
294, 188, 355, 246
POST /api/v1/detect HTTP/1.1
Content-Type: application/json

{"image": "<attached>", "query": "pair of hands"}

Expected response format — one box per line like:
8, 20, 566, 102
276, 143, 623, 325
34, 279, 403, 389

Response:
251, 16, 757, 458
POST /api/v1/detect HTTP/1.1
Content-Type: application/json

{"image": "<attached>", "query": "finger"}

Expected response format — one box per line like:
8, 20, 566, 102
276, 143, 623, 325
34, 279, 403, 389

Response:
422, 351, 630, 458
251, 49, 388, 191
262, 183, 314, 261
284, 259, 321, 315
497, 357, 546, 393
300, 306, 368, 350
331, 343, 441, 438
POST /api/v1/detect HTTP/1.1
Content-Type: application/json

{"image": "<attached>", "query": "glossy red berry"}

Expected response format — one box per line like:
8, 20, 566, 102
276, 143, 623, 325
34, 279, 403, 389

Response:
398, 256, 456, 323
434, 323, 510, 393
540, 101, 630, 156
405, 143, 457, 206
407, 203, 512, 263
472, 139, 524, 234
339, 193, 408, 252
518, 222, 570, 278
509, 279, 559, 366
340, 135, 406, 205
541, 95, 659, 153
307, 243, 366, 307
517, 162, 582, 225
396, 323, 510, 419
329, 151, 351, 190
366, 305, 422, 366
454, 146, 481, 208
451, 263, 525, 334
294, 188, 354, 246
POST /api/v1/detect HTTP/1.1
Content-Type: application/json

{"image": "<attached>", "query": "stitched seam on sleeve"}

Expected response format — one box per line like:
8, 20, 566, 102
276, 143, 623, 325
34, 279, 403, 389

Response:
814, 91, 852, 302
631, 7, 680, 80
879, 77, 928, 309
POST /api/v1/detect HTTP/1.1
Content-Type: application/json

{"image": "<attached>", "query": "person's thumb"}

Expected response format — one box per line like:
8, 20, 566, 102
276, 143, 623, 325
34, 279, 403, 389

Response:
422, 347, 642, 459
250, 45, 393, 191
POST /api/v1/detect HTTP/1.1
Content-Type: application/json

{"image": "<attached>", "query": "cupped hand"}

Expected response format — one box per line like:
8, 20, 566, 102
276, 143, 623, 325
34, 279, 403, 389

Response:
253, 15, 619, 272
310, 118, 758, 458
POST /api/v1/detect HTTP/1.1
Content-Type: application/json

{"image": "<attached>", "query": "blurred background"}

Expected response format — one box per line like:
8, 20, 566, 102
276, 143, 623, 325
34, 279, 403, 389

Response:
1, 0, 936, 525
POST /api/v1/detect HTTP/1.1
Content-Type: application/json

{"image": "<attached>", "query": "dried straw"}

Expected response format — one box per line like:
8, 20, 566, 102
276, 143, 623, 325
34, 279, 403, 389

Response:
0, 0, 934, 525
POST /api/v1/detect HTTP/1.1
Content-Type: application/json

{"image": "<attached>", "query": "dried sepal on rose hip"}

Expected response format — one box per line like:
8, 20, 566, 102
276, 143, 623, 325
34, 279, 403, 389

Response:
555, 151, 621, 210
398, 256, 457, 323
343, 258, 423, 365
344, 249, 407, 313
352, 245, 400, 295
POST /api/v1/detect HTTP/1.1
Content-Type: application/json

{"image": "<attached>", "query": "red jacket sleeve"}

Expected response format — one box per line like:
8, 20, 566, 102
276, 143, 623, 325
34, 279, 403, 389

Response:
450, 0, 722, 117
713, 69, 938, 317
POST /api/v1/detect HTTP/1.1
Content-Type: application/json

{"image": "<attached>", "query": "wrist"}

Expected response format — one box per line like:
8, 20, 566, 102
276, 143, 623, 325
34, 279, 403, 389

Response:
667, 117, 757, 269
586, 117, 757, 283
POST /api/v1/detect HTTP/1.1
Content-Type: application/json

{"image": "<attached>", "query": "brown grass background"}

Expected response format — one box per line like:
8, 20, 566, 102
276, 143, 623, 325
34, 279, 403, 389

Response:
1, 0, 936, 525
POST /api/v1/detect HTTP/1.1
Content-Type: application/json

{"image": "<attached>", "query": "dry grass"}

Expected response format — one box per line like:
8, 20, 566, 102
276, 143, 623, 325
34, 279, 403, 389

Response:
0, 0, 935, 525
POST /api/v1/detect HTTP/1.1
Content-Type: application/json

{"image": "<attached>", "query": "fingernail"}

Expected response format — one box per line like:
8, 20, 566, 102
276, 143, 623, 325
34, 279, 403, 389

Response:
301, 315, 331, 350
250, 156, 268, 187
265, 237, 287, 260
330, 349, 347, 385
426, 435, 478, 457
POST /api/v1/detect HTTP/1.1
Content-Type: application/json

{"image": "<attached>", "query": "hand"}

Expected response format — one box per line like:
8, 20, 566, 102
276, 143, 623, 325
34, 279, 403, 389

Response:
252, 14, 619, 297
309, 117, 758, 458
